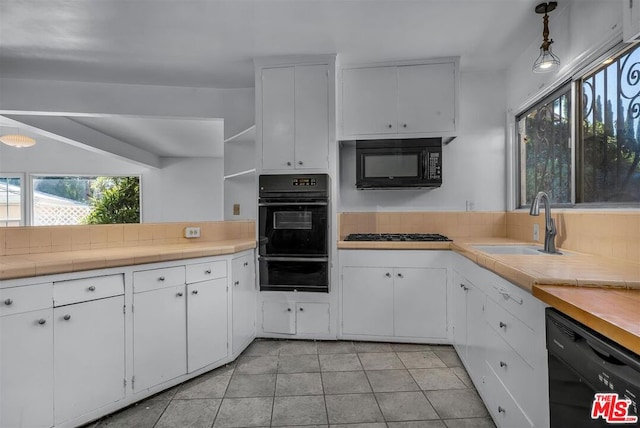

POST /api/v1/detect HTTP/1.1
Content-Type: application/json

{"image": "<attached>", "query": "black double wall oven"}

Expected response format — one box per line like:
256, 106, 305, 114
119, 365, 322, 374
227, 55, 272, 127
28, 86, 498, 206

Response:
258, 174, 329, 292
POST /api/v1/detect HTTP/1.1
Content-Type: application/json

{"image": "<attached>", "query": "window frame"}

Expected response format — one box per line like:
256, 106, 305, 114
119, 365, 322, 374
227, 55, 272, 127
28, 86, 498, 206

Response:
0, 173, 26, 227
515, 41, 640, 209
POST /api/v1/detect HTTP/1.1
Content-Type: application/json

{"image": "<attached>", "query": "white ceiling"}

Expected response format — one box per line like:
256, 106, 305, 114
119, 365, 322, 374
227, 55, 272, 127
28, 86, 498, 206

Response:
0, 0, 546, 89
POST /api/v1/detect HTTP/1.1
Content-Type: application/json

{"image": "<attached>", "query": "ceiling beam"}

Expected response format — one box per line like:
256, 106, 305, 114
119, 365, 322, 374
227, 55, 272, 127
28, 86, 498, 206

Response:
4, 114, 161, 169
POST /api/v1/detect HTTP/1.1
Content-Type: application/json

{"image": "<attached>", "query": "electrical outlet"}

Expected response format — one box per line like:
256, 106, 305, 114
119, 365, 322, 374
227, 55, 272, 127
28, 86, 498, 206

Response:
184, 227, 201, 238
533, 224, 540, 241
233, 204, 240, 216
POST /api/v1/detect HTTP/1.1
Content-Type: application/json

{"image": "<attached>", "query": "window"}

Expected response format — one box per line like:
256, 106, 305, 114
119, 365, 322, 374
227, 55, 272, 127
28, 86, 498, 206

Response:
518, 43, 640, 207
0, 175, 23, 227
31, 175, 140, 226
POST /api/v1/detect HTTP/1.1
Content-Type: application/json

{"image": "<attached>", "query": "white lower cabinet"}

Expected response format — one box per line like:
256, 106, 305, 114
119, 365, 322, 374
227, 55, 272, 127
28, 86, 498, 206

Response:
262, 301, 330, 335
451, 254, 549, 428
133, 283, 187, 392
1, 307, 54, 428
54, 296, 125, 424
231, 252, 256, 354
187, 278, 228, 372
340, 250, 449, 341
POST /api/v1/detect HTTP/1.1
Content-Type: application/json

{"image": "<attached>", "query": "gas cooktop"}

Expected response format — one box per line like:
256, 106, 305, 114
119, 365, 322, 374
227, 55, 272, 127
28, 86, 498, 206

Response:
344, 233, 451, 242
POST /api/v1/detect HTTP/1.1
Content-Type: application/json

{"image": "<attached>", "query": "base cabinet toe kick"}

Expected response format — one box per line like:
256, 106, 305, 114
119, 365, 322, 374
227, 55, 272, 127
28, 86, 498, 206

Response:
0, 249, 256, 428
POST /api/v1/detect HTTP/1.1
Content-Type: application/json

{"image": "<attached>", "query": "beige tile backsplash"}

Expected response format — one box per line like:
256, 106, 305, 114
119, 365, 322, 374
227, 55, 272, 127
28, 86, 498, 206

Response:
339, 210, 639, 264
0, 221, 255, 256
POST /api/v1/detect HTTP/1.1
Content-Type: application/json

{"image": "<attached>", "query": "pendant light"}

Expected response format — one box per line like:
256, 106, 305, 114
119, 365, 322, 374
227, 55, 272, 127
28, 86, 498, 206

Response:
0, 134, 36, 148
532, 2, 560, 73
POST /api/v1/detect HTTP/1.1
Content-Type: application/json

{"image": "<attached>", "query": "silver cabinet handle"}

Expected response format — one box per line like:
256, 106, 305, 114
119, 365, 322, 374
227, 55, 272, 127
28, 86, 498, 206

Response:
397, 273, 404, 278
192, 290, 198, 295
4, 298, 13, 306
287, 308, 292, 312
88, 286, 96, 291
243, 262, 249, 267
498, 406, 506, 414
299, 307, 304, 312
158, 276, 165, 281
38, 318, 46, 325
499, 321, 507, 329
460, 283, 469, 291
205, 269, 212, 274
234, 281, 240, 286
286, 161, 292, 166
298, 161, 303, 165
495, 287, 523, 305
499, 361, 507, 368
387, 124, 393, 128
176, 292, 183, 297
402, 124, 407, 128
385, 272, 391, 278
63, 314, 71, 321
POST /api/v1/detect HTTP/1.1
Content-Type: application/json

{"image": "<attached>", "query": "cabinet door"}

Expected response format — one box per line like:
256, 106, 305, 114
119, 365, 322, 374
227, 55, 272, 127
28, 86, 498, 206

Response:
1, 309, 54, 428
342, 66, 397, 136
342, 266, 393, 336
296, 302, 330, 335
232, 254, 256, 354
133, 285, 187, 391
262, 301, 295, 334
294, 64, 329, 169
262, 66, 295, 170
187, 278, 227, 372
397, 63, 456, 134
451, 271, 469, 360
466, 283, 487, 391
54, 297, 125, 424
394, 268, 447, 339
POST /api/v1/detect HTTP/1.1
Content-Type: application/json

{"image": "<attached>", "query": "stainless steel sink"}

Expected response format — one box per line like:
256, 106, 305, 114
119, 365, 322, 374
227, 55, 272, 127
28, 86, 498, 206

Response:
471, 244, 554, 255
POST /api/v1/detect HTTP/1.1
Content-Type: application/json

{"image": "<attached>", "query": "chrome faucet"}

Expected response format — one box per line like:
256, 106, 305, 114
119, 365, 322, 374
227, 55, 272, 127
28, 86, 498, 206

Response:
529, 191, 558, 254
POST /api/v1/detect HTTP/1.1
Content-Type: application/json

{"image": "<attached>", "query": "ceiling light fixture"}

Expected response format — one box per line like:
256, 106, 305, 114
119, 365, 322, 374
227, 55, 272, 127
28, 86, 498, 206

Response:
532, 1, 560, 73
0, 133, 36, 148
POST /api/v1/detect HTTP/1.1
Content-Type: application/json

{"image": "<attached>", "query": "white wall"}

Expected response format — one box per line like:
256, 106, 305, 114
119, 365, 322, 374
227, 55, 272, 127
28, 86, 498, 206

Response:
0, 138, 224, 222
339, 70, 507, 212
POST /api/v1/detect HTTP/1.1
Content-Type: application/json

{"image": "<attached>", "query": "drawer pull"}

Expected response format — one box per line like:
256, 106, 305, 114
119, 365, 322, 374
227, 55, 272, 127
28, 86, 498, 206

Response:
397, 273, 404, 278
499, 321, 507, 329
63, 314, 71, 321
158, 276, 166, 281
385, 272, 391, 278
234, 281, 240, 286
499, 360, 507, 368
287, 308, 292, 312
87, 286, 96, 292
496, 287, 523, 305
176, 292, 183, 297
460, 283, 469, 291
299, 307, 304, 312
192, 290, 198, 295
498, 406, 506, 414
244, 261, 249, 267
205, 269, 212, 274
38, 318, 47, 325
4, 298, 13, 306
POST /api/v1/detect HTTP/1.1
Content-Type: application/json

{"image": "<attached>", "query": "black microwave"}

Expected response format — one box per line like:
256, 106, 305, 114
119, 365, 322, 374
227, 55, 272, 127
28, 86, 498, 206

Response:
355, 138, 442, 189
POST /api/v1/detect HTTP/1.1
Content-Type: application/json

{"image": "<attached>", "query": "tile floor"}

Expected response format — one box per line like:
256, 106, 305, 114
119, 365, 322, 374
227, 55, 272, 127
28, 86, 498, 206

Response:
87, 340, 495, 428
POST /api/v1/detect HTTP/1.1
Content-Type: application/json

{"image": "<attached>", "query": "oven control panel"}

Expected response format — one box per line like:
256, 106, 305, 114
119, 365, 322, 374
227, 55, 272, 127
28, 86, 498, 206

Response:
292, 177, 317, 187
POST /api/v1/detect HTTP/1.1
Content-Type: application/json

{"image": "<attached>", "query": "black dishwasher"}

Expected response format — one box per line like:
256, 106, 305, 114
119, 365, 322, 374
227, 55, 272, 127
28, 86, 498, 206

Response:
546, 308, 640, 427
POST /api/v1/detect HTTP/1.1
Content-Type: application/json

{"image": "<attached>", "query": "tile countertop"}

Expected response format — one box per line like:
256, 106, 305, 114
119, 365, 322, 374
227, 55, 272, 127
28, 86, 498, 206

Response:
339, 236, 640, 354
0, 239, 257, 280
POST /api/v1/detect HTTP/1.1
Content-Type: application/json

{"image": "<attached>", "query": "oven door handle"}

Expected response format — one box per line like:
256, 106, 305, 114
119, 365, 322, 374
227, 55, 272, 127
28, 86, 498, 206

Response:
260, 256, 328, 262
258, 202, 328, 206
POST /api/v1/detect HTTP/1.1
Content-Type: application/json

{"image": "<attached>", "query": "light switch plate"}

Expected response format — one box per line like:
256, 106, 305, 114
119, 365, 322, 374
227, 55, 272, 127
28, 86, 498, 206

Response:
184, 227, 201, 238
533, 224, 539, 241
233, 204, 240, 216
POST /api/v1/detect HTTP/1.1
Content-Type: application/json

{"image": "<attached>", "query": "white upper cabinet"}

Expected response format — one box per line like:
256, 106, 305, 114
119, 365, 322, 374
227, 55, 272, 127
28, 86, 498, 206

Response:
340, 58, 459, 140
256, 56, 335, 172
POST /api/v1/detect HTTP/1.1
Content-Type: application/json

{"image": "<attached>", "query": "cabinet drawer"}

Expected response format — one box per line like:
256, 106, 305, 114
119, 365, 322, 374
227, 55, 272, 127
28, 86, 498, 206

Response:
186, 260, 226, 284
134, 266, 185, 293
0, 282, 53, 316
484, 362, 534, 428
485, 324, 535, 411
54, 274, 124, 306
485, 277, 540, 330
485, 297, 537, 368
